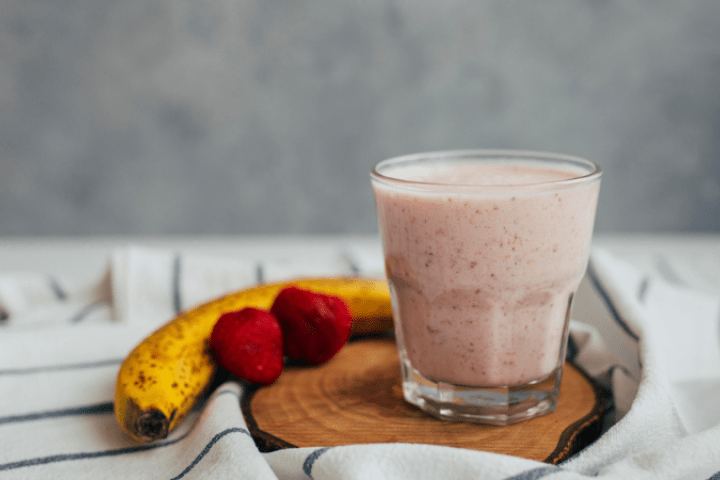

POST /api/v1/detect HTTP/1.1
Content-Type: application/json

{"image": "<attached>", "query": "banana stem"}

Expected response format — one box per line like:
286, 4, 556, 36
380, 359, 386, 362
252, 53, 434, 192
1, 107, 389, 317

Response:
135, 409, 169, 442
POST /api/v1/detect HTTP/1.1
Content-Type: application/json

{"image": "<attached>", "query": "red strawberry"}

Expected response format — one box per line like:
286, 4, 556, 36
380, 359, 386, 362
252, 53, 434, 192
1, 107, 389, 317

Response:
270, 287, 353, 365
209, 308, 284, 385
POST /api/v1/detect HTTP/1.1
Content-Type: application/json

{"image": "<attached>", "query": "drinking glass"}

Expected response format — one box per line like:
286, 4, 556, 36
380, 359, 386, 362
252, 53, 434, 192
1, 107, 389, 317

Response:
370, 150, 601, 425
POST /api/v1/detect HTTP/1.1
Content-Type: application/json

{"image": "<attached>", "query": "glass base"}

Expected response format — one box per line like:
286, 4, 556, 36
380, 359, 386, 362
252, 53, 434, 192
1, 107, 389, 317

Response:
400, 360, 563, 426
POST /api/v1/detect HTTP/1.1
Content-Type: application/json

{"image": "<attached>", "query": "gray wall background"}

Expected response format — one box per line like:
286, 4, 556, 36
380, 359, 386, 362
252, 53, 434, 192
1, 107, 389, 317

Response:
1, 0, 719, 236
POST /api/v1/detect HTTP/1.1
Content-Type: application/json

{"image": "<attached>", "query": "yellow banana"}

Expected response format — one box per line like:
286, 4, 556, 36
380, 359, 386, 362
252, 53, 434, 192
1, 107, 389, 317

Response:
114, 276, 393, 443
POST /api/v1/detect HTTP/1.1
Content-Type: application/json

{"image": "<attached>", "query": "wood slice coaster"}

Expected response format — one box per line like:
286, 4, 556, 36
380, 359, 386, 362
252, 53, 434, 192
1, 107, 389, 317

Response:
242, 336, 604, 464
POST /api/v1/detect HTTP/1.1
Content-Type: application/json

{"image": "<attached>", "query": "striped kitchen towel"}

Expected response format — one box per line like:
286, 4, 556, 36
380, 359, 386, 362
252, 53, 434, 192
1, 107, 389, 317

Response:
1, 245, 719, 479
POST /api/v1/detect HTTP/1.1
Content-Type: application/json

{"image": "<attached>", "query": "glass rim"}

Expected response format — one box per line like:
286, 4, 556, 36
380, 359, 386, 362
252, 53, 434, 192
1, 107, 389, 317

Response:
370, 149, 602, 192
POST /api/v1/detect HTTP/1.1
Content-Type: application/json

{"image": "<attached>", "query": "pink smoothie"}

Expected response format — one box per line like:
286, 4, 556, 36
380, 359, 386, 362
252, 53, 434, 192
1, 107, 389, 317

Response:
373, 162, 600, 387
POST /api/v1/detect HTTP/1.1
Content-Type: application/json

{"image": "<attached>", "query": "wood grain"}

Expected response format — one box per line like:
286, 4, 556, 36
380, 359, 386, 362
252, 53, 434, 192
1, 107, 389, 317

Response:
242, 337, 604, 464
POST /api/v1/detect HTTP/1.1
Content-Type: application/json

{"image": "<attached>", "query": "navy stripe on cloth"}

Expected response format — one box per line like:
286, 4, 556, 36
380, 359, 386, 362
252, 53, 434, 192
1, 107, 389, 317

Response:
303, 447, 332, 479
341, 252, 361, 275
0, 426, 250, 473
586, 260, 640, 342
637, 276, 650, 304
256, 262, 264, 283
48, 277, 68, 300
68, 301, 107, 323
0, 402, 114, 425
0, 427, 193, 472
169, 427, 252, 480
706, 470, 720, 480
0, 358, 122, 376
503, 466, 561, 480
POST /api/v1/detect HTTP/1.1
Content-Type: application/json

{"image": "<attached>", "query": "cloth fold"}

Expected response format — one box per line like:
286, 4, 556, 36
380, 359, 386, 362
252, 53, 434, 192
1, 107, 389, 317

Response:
1, 244, 719, 479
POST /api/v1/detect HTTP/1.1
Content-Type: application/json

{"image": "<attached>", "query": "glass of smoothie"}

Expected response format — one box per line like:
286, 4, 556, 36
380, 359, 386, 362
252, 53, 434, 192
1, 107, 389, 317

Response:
370, 150, 601, 425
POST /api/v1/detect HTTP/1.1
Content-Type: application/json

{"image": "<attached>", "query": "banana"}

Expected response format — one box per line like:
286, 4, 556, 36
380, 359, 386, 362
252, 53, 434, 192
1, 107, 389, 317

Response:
114, 276, 393, 443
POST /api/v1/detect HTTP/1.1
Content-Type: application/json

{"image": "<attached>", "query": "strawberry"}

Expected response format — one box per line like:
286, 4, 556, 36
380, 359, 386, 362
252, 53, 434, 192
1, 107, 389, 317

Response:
209, 307, 284, 385
270, 286, 353, 365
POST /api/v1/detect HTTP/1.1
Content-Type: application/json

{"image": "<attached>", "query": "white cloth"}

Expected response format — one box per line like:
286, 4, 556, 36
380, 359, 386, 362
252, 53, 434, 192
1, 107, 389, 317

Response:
1, 244, 720, 479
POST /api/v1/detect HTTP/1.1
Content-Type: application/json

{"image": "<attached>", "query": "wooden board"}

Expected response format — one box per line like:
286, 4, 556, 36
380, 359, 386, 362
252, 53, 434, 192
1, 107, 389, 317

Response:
242, 336, 604, 464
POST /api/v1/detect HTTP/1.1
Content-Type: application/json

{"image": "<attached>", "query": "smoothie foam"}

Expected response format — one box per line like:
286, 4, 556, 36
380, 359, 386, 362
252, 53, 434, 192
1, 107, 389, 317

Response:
373, 162, 600, 387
